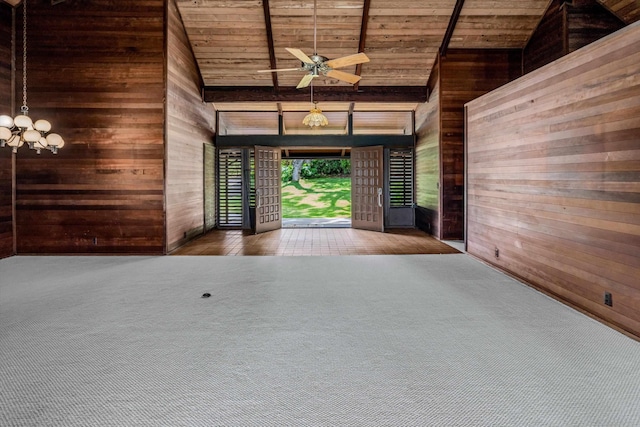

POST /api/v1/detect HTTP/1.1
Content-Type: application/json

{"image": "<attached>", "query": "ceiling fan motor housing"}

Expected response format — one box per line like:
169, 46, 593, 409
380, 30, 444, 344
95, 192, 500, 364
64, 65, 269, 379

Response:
301, 55, 331, 75
310, 54, 328, 64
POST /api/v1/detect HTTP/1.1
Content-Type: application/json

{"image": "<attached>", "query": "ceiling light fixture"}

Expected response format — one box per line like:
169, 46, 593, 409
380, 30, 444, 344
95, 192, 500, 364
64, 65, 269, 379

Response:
0, 0, 64, 154
302, 83, 328, 128
302, 0, 328, 128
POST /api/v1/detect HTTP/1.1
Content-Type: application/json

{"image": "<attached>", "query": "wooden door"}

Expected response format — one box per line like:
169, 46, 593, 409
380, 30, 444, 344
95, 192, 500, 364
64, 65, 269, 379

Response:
351, 146, 384, 232
254, 146, 282, 234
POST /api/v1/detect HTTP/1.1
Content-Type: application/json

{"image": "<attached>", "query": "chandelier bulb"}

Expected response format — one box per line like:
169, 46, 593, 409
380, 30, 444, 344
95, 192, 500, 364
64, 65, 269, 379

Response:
0, 115, 13, 128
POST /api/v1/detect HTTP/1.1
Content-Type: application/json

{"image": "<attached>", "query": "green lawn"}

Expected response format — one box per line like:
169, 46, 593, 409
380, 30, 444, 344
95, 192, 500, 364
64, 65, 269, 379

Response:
281, 177, 351, 218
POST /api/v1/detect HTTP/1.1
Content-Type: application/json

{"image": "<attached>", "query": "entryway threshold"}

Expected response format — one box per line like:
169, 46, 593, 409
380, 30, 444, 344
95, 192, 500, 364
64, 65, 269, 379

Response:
283, 218, 351, 228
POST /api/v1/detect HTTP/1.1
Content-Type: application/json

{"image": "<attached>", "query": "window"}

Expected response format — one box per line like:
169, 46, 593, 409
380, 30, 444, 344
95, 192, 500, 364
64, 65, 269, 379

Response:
217, 149, 243, 227
389, 149, 414, 207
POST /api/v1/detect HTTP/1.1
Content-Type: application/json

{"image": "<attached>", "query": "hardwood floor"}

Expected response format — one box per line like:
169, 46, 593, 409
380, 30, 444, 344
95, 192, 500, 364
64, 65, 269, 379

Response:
170, 228, 461, 256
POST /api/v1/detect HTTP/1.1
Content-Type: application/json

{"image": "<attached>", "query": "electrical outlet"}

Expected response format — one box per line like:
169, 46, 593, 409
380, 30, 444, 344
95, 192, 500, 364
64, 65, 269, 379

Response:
93, 237, 98, 245
604, 292, 613, 307
495, 248, 499, 258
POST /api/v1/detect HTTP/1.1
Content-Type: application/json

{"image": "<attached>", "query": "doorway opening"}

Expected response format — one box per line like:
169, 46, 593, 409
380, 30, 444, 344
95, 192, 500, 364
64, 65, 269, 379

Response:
216, 146, 415, 232
281, 159, 351, 228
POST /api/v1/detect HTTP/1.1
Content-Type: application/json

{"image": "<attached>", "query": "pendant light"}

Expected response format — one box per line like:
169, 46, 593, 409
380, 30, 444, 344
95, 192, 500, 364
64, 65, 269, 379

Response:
0, 0, 65, 154
303, 82, 328, 127
302, 0, 328, 128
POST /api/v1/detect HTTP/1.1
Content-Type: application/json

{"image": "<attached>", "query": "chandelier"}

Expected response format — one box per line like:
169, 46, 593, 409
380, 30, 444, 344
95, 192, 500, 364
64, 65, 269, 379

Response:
0, 0, 64, 154
303, 83, 328, 128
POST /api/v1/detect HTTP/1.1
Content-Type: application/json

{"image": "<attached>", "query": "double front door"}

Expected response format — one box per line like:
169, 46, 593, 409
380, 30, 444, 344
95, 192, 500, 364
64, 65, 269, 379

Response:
219, 146, 385, 234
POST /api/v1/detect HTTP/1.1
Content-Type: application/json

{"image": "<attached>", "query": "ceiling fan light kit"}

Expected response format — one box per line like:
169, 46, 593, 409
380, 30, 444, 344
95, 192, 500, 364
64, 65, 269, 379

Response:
303, 103, 329, 128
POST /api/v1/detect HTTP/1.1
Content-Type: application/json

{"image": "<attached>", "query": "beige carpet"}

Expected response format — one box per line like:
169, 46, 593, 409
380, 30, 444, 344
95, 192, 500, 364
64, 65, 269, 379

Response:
1, 255, 639, 426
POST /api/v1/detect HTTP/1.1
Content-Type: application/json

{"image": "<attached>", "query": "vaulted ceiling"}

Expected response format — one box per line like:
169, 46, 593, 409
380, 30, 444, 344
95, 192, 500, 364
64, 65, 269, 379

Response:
174, 0, 638, 135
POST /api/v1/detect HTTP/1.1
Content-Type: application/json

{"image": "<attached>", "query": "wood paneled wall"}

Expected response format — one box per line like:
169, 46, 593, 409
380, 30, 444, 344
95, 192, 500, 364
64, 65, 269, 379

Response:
439, 49, 522, 240
566, 1, 625, 51
415, 65, 440, 237
523, 0, 566, 74
524, 0, 624, 74
415, 50, 521, 240
165, 0, 216, 252
15, 0, 166, 254
597, 0, 640, 23
0, 3, 13, 258
466, 22, 640, 338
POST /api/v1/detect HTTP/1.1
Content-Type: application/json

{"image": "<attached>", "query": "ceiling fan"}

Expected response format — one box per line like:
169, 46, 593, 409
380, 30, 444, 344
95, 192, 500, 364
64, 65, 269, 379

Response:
257, 0, 369, 89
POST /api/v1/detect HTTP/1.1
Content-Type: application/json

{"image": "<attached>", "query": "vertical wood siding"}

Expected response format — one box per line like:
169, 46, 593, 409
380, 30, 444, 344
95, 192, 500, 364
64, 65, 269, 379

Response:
13, 0, 166, 254
165, 0, 216, 252
466, 23, 640, 337
0, 4, 13, 258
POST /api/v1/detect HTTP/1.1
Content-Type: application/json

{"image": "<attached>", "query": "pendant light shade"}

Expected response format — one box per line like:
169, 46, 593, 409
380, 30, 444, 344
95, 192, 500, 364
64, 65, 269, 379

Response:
0, 115, 13, 128
303, 104, 329, 127
34, 119, 51, 132
0, 126, 11, 141
13, 114, 32, 129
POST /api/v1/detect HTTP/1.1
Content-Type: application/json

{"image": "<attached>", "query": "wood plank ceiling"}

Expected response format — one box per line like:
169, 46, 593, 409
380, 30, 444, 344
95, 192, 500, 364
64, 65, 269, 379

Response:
179, 0, 634, 136
177, 0, 556, 135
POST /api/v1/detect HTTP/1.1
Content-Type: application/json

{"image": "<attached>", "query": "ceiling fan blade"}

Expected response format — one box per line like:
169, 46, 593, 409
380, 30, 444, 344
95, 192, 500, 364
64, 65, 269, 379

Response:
257, 68, 303, 73
286, 48, 314, 64
296, 73, 315, 89
326, 69, 361, 85
325, 52, 370, 69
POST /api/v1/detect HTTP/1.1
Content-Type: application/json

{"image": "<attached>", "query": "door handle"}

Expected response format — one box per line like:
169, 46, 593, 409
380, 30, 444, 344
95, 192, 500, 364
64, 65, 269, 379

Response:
377, 187, 383, 208
256, 189, 261, 208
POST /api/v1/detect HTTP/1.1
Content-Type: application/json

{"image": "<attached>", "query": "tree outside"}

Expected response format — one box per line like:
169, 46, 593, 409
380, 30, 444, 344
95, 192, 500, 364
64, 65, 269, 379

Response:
281, 159, 351, 218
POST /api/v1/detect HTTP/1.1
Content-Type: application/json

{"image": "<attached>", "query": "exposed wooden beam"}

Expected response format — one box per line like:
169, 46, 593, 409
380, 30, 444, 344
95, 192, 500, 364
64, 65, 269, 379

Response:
354, 0, 371, 90
282, 152, 352, 160
440, 0, 465, 57
204, 86, 428, 103
262, 0, 278, 90
216, 134, 414, 148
